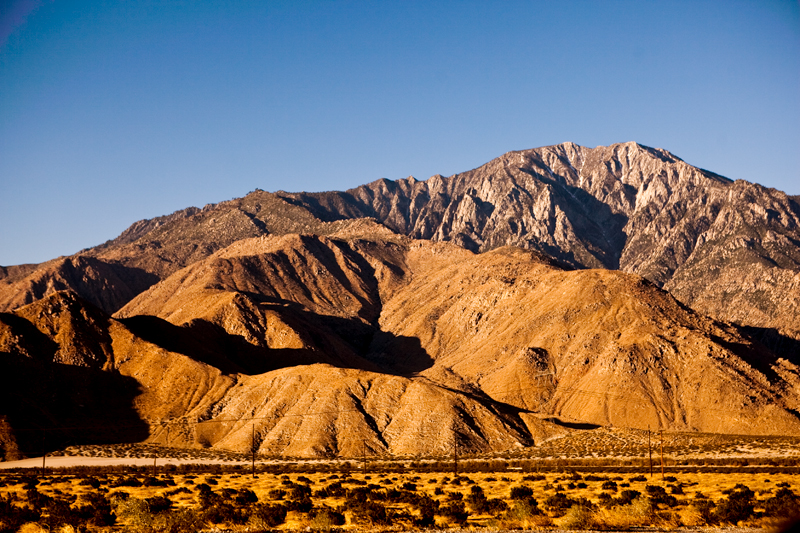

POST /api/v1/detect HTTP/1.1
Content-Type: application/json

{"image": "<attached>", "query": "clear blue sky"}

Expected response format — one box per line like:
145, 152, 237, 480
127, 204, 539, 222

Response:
1, 0, 798, 266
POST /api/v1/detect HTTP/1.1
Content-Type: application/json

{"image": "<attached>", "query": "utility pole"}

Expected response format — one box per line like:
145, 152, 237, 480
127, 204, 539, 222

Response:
453, 438, 458, 477
647, 427, 653, 478
660, 429, 665, 481
251, 424, 256, 479
41, 430, 46, 477
362, 440, 367, 475
153, 456, 157, 478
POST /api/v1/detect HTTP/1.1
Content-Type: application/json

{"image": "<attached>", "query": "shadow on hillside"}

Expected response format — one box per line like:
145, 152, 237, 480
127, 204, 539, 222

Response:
0, 353, 148, 460
707, 326, 800, 391
741, 326, 800, 364
542, 417, 602, 430
119, 300, 435, 377
528, 166, 629, 270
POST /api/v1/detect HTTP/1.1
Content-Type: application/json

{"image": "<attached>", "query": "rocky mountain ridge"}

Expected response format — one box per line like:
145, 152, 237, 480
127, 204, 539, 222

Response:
3, 142, 797, 346
279, 142, 800, 342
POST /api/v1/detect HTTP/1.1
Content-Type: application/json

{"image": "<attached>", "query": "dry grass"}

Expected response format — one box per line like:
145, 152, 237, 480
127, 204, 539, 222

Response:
2, 467, 797, 530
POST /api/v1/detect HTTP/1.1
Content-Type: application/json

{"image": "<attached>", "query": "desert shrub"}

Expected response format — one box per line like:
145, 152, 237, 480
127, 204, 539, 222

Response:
285, 496, 313, 513
315, 481, 344, 498
438, 500, 469, 525
0, 494, 40, 532
157, 508, 205, 533
143, 476, 169, 487
465, 485, 507, 515
669, 483, 684, 494
691, 497, 716, 525
714, 484, 755, 524
523, 474, 545, 482
499, 498, 551, 529
164, 487, 192, 497
433, 486, 444, 495
616, 489, 641, 506
25, 489, 52, 512
764, 487, 800, 518
445, 490, 463, 501
598, 492, 613, 507
267, 488, 286, 500
19, 476, 38, 490
235, 488, 258, 505
602, 480, 618, 491
414, 495, 438, 527
78, 477, 102, 489
601, 495, 654, 529
111, 476, 143, 488
116, 497, 153, 532
290, 483, 312, 501
146, 495, 173, 514
543, 492, 575, 517
350, 500, 390, 526
509, 485, 533, 500
629, 475, 647, 482
645, 484, 678, 506
197, 484, 252, 524
310, 506, 345, 531
559, 504, 596, 529
251, 503, 288, 527
77, 491, 116, 527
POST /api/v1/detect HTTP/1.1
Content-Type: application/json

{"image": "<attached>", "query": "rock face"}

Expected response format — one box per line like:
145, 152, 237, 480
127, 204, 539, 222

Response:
2, 226, 799, 459
280, 143, 800, 343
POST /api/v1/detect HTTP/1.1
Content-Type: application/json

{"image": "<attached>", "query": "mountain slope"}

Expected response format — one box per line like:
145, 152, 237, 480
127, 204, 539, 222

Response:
2, 227, 799, 459
120, 229, 800, 443
279, 142, 800, 341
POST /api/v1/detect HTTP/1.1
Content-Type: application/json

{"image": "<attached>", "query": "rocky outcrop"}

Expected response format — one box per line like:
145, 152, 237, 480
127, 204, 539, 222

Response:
0, 255, 158, 315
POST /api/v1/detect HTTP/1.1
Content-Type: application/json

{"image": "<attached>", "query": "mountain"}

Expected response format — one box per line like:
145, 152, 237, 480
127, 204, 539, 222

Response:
279, 143, 800, 344
2, 141, 799, 458
3, 142, 797, 348
2, 224, 799, 459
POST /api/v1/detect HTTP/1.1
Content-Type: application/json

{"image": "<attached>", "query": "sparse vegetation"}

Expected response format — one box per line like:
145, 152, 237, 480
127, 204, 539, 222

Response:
1, 454, 800, 531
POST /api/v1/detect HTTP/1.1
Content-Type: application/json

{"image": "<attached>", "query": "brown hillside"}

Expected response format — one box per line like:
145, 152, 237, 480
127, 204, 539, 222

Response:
108, 228, 800, 451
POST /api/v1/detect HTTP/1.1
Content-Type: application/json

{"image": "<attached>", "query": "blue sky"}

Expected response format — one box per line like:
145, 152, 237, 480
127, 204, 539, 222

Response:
1, 0, 798, 266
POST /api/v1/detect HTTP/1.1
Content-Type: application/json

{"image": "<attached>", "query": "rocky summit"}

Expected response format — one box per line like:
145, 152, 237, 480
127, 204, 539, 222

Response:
1, 142, 799, 460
